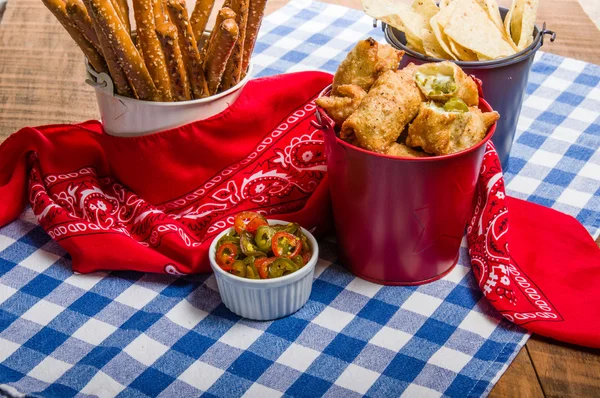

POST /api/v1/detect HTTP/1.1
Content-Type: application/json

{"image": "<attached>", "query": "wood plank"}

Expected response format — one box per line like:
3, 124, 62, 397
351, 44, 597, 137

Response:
527, 335, 600, 397
489, 346, 545, 398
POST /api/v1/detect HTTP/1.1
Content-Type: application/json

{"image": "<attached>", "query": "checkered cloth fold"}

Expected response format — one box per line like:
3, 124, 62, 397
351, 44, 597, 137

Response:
0, 1, 598, 397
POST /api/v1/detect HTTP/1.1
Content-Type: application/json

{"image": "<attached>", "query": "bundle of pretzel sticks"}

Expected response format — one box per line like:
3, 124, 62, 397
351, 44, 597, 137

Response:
42, 0, 267, 101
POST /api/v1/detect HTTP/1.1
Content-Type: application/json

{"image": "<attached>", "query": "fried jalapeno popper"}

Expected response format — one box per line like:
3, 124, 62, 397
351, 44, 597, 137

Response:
317, 38, 500, 158
341, 67, 423, 153
332, 38, 404, 95
413, 61, 479, 106
315, 85, 367, 126
406, 102, 499, 155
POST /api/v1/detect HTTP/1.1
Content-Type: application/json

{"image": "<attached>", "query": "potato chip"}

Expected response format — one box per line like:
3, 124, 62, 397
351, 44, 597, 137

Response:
406, 32, 426, 54
411, 0, 439, 21
421, 28, 451, 59
430, 14, 458, 60
476, 0, 518, 51
504, 5, 516, 46
449, 38, 478, 61
510, 0, 539, 50
362, 0, 428, 50
443, 0, 515, 60
439, 0, 454, 9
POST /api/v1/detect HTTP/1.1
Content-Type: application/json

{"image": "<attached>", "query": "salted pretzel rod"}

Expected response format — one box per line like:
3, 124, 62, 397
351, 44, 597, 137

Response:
166, 0, 209, 98
204, 18, 238, 95
87, 0, 160, 101
220, 0, 248, 90
201, 6, 236, 58
190, 0, 216, 42
156, 22, 192, 101
241, 0, 267, 78
42, 0, 108, 74
154, 0, 169, 25
111, 0, 131, 34
65, 0, 102, 54
80, 0, 134, 97
133, 0, 173, 101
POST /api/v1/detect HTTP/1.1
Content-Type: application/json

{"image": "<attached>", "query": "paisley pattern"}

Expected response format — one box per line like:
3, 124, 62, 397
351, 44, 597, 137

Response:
467, 143, 562, 325
27, 100, 326, 274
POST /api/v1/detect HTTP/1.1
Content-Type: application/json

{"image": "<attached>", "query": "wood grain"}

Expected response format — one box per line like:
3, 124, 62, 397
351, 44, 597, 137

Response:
0, 0, 599, 396
526, 335, 600, 397
488, 347, 545, 398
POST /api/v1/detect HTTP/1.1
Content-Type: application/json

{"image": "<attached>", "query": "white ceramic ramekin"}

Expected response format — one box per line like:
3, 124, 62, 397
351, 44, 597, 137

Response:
209, 220, 319, 321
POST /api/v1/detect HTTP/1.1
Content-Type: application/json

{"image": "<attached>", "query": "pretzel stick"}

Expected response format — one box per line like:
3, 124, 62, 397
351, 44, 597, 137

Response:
190, 0, 216, 42
65, 0, 102, 54
220, 0, 248, 90
154, 0, 169, 25
204, 19, 238, 95
115, 0, 131, 32
87, 0, 160, 101
201, 6, 236, 57
167, 0, 208, 99
74, 0, 135, 97
133, 0, 173, 101
110, 0, 131, 34
156, 22, 191, 101
42, 0, 108, 74
240, 0, 266, 78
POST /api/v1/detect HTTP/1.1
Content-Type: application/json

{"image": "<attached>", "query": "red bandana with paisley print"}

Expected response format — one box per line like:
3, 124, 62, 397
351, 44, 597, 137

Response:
0, 71, 598, 348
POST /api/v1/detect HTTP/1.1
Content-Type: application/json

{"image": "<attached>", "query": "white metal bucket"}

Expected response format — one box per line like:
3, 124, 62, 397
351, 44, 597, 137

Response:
85, 59, 252, 137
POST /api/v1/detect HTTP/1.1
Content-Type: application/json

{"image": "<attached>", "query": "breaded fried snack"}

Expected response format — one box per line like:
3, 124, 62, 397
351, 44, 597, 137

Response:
406, 100, 499, 155
341, 68, 423, 153
315, 84, 366, 126
413, 61, 478, 106
332, 38, 404, 95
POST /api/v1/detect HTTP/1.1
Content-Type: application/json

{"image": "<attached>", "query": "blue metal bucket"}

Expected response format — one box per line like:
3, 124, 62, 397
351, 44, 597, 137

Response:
383, 8, 555, 168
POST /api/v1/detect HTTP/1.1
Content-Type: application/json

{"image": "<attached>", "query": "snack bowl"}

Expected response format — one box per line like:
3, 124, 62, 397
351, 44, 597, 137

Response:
316, 83, 497, 286
85, 60, 252, 137
208, 220, 319, 321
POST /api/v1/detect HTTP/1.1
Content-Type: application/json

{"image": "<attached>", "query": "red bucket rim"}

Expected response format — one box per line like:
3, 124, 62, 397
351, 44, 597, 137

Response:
317, 84, 497, 162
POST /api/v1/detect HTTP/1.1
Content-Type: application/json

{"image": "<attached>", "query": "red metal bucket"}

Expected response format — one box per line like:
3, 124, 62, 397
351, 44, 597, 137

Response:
317, 85, 497, 285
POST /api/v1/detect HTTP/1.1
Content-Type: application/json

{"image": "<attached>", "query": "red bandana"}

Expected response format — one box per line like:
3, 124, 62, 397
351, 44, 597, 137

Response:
0, 71, 598, 348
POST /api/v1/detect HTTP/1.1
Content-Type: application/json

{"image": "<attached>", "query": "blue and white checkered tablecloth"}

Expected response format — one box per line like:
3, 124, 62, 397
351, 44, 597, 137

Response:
0, 1, 599, 397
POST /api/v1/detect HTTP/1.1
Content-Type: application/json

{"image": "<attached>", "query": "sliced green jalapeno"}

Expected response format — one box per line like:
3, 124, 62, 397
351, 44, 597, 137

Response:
231, 260, 246, 277
268, 258, 298, 278
240, 231, 266, 257
254, 226, 275, 252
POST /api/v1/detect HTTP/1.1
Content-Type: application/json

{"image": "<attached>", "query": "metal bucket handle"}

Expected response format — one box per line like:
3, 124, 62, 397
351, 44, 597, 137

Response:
312, 107, 352, 164
84, 58, 116, 97
539, 22, 557, 45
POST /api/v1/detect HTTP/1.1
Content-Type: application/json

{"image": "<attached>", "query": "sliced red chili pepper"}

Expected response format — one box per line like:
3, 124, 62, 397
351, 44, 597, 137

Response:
302, 251, 311, 265
246, 214, 268, 234
233, 211, 266, 234
216, 243, 238, 270
272, 232, 302, 258
255, 257, 276, 279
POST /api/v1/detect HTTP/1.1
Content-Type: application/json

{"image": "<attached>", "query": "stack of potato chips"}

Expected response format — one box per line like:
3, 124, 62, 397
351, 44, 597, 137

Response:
363, 0, 539, 61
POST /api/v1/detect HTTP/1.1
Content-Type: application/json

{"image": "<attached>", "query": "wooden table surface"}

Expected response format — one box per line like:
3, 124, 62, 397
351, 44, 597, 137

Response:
0, 0, 599, 396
